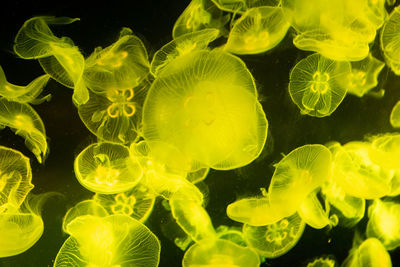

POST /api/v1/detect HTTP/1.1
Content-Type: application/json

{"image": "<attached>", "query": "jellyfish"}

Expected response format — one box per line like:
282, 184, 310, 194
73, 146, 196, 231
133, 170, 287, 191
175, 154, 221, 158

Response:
390, 100, 400, 128
150, 28, 220, 76
289, 53, 351, 117
211, 0, 280, 13
142, 49, 268, 170
0, 98, 48, 163
306, 256, 337, 267
268, 144, 332, 219
0, 65, 50, 104
83, 27, 149, 94
54, 214, 161, 267
215, 225, 247, 247
93, 183, 155, 222
381, 6, 400, 75
62, 199, 109, 233
0, 146, 33, 213
342, 238, 392, 267
182, 238, 260, 267
368, 133, 400, 171
74, 142, 143, 194
330, 141, 392, 199
366, 199, 400, 250
13, 16, 87, 105
346, 54, 385, 97
225, 6, 290, 55
172, 0, 230, 39
242, 212, 306, 258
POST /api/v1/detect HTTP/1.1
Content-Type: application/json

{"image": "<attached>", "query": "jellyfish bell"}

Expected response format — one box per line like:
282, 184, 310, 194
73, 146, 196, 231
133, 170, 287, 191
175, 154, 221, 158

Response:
143, 49, 268, 170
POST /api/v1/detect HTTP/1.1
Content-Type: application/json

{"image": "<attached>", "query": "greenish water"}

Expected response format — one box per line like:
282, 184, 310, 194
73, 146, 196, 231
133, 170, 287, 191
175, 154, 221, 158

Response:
0, 1, 399, 266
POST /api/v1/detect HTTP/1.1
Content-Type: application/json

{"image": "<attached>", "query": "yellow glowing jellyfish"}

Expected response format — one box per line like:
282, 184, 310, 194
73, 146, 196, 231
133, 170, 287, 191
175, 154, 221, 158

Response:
268, 144, 332, 219
306, 256, 337, 267
243, 212, 306, 258
182, 238, 260, 267
0, 98, 48, 163
381, 6, 400, 75
142, 50, 268, 170
211, 0, 280, 13
13, 16, 87, 105
74, 142, 143, 194
330, 141, 392, 199
0, 146, 33, 213
342, 238, 392, 267
78, 79, 149, 144
366, 199, 400, 250
347, 54, 385, 98
93, 183, 155, 222
54, 214, 161, 267
150, 28, 219, 76
225, 6, 290, 55
0, 65, 50, 104
289, 53, 351, 117
83, 28, 149, 94
368, 133, 400, 171
390, 100, 400, 128
172, 0, 230, 39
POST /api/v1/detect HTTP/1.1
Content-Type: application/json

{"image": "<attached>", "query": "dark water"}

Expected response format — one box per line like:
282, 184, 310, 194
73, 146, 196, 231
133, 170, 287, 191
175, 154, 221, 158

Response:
0, 1, 399, 266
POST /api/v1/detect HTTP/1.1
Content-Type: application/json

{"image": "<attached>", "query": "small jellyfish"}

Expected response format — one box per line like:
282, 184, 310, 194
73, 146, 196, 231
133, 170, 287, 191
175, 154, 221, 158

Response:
150, 28, 220, 76
0, 65, 50, 104
346, 54, 385, 97
0, 98, 48, 163
268, 144, 332, 219
54, 214, 161, 267
172, 0, 230, 39
390, 100, 400, 128
74, 142, 143, 194
225, 6, 290, 55
78, 80, 149, 144
242, 212, 306, 258
83, 28, 149, 94
182, 238, 260, 267
0, 146, 33, 213
342, 238, 392, 267
381, 6, 400, 75
289, 53, 351, 117
306, 256, 337, 267
366, 199, 400, 250
93, 183, 155, 222
142, 50, 268, 170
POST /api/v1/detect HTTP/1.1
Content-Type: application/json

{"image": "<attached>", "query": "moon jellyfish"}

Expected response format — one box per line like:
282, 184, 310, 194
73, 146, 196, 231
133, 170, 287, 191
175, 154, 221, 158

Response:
0, 65, 50, 104
366, 199, 400, 250
172, 0, 230, 39
182, 238, 260, 267
306, 256, 337, 267
150, 28, 219, 76
54, 214, 161, 267
83, 28, 149, 93
142, 50, 268, 170
225, 6, 290, 55
268, 144, 332, 219
215, 225, 247, 247
211, 0, 280, 13
381, 6, 400, 75
347, 54, 385, 98
368, 133, 400, 171
0, 98, 48, 163
0, 146, 33, 213
243, 212, 305, 258
289, 53, 351, 117
390, 100, 400, 128
13, 16, 87, 105
342, 238, 392, 267
74, 142, 143, 194
62, 200, 108, 232
93, 183, 155, 222
330, 141, 392, 199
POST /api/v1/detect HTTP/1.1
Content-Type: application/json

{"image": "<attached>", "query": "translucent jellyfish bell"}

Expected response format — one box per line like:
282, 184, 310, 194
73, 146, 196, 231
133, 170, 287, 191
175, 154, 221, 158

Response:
182, 238, 260, 267
74, 142, 143, 194
268, 144, 332, 219
381, 6, 400, 75
342, 238, 392, 267
225, 6, 290, 55
289, 53, 351, 117
54, 214, 161, 267
0, 99, 48, 163
142, 50, 268, 170
390, 100, 400, 128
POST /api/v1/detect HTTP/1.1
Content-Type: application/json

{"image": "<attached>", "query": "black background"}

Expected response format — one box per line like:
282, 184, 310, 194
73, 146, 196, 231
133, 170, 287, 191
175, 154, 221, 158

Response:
0, 0, 399, 266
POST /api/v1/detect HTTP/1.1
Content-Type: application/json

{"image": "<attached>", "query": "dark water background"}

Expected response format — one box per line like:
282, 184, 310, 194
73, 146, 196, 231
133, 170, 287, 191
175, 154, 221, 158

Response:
0, 0, 400, 266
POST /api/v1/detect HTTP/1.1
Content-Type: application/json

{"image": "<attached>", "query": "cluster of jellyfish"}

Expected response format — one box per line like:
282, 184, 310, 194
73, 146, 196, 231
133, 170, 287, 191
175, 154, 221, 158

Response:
1, 0, 400, 266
